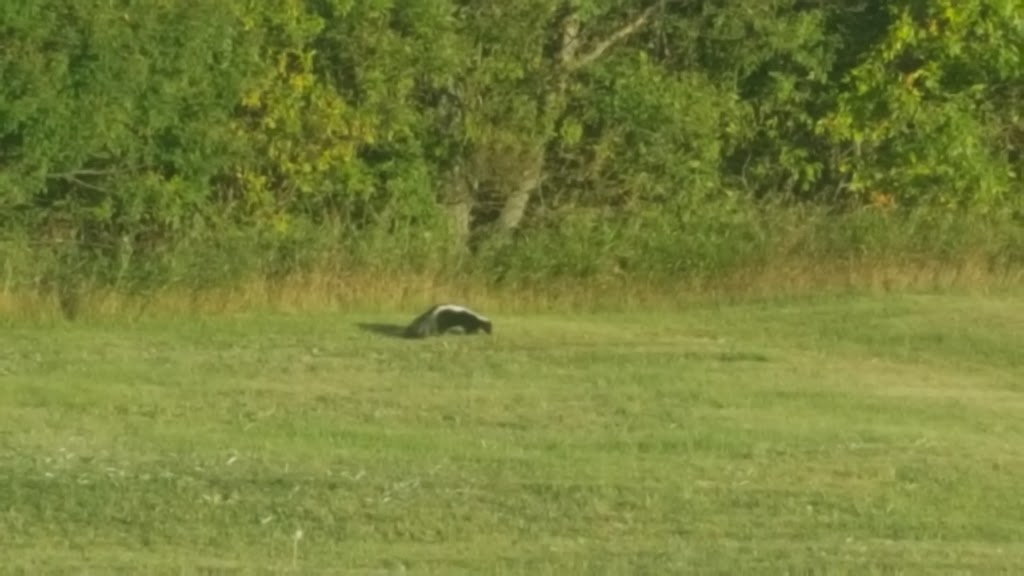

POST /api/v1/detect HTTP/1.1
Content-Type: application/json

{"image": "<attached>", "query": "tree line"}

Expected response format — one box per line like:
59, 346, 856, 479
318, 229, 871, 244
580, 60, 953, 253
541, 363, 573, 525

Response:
1, 0, 1021, 297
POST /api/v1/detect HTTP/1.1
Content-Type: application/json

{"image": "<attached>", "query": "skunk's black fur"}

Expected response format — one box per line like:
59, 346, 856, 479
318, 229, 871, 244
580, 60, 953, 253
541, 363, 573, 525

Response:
403, 303, 493, 339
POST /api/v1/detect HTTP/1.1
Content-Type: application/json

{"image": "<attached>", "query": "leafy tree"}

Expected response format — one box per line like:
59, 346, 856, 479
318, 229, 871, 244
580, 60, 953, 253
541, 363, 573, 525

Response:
822, 0, 1024, 211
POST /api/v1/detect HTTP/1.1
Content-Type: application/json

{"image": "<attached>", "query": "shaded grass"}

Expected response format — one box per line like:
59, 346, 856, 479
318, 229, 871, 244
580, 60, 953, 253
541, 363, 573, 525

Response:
1, 293, 1023, 573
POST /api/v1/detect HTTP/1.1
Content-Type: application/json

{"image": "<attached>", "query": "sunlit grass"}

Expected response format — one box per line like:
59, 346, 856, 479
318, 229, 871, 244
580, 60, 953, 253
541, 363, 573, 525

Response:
1, 292, 1023, 574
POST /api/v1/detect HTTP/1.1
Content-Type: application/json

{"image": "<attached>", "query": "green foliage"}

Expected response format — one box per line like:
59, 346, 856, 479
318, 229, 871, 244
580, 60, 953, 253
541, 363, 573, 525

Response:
549, 53, 730, 210
0, 0, 1022, 305
661, 0, 840, 199
822, 0, 1024, 211
0, 0, 262, 308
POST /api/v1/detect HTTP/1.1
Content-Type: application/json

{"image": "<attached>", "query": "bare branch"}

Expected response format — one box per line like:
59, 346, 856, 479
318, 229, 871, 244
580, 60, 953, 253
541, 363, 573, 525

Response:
44, 169, 126, 194
566, 2, 661, 71
44, 168, 123, 179
51, 174, 111, 194
557, 7, 582, 67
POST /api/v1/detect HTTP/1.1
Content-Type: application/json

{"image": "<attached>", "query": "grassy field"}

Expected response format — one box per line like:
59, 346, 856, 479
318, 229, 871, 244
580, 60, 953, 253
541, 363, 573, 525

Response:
1, 292, 1023, 574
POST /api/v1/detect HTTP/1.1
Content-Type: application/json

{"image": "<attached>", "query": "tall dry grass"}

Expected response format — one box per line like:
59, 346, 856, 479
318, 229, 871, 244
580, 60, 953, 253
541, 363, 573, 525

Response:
1, 254, 1020, 323
2, 202, 1021, 321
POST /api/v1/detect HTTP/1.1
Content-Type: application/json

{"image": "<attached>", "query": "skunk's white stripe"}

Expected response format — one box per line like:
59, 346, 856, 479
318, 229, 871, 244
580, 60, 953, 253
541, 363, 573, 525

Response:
404, 303, 491, 339
431, 304, 489, 322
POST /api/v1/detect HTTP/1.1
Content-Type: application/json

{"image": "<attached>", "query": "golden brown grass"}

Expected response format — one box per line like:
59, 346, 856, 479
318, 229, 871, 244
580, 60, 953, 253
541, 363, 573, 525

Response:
1, 253, 1019, 323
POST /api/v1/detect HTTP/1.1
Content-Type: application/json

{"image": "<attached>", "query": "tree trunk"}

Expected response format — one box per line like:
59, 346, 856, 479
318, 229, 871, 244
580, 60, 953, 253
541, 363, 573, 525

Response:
493, 3, 580, 235
493, 1, 660, 236
447, 197, 472, 251
442, 161, 475, 256
496, 149, 544, 233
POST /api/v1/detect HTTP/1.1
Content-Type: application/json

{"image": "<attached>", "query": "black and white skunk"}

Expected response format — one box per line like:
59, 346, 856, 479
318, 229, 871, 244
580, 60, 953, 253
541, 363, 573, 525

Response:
403, 303, 493, 339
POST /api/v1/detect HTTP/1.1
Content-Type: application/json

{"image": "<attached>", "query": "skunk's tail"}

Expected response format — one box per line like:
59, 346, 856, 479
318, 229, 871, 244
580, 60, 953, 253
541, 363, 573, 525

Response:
403, 308, 437, 339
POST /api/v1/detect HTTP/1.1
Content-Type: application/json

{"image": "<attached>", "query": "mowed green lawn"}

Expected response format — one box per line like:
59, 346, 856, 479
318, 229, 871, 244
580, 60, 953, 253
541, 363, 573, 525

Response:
1, 293, 1023, 574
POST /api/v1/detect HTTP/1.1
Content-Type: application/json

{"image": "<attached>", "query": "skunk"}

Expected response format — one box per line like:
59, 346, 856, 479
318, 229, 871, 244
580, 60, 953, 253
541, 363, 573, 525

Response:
403, 303, 493, 339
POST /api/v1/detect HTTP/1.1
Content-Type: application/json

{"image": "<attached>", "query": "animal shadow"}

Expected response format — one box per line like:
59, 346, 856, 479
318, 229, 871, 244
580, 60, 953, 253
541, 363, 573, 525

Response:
355, 322, 409, 339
